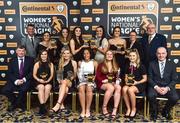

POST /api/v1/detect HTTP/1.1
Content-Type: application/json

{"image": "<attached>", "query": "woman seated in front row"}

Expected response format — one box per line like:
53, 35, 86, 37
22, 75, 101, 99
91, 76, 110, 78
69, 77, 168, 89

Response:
33, 49, 54, 115
50, 48, 77, 113
96, 50, 121, 120
77, 48, 98, 118
122, 49, 147, 120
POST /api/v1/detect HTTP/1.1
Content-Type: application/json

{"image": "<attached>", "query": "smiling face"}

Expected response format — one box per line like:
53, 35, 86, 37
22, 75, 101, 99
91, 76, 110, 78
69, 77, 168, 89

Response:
40, 51, 48, 62
63, 50, 71, 60
75, 27, 81, 37
156, 47, 167, 61
27, 26, 35, 37
105, 51, 113, 61
129, 32, 137, 42
113, 27, 121, 37
147, 24, 156, 35
96, 27, 103, 38
16, 48, 26, 58
83, 49, 91, 61
129, 52, 137, 63
43, 32, 50, 42
62, 28, 69, 38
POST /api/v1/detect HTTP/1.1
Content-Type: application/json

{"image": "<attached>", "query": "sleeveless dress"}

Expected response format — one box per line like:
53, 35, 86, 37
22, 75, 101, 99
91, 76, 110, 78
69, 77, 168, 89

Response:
36, 62, 52, 86
73, 40, 84, 62
77, 60, 96, 88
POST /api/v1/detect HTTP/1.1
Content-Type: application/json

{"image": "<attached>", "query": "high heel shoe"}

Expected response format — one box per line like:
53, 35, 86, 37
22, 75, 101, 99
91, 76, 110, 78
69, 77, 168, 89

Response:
102, 105, 110, 118
111, 107, 118, 120
49, 102, 61, 113
129, 111, 137, 120
124, 112, 130, 118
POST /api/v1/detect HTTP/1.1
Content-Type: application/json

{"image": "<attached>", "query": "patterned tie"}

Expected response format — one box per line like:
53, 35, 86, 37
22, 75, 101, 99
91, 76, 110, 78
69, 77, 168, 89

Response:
31, 38, 34, 47
148, 35, 152, 44
19, 59, 24, 79
160, 62, 165, 78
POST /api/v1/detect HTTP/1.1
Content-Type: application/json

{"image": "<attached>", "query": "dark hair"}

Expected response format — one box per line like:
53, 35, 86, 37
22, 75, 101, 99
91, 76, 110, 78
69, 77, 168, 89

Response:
27, 23, 35, 28
96, 25, 106, 46
42, 31, 51, 41
59, 27, 71, 43
129, 30, 137, 35
112, 26, 121, 37
72, 26, 83, 45
37, 49, 51, 66
82, 48, 93, 60
16, 45, 26, 50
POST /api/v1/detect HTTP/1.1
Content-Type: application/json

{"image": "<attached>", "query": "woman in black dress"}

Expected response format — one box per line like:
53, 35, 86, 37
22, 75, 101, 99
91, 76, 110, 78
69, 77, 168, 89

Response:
57, 27, 71, 60
122, 49, 147, 120
33, 49, 54, 115
50, 48, 77, 113
70, 26, 89, 62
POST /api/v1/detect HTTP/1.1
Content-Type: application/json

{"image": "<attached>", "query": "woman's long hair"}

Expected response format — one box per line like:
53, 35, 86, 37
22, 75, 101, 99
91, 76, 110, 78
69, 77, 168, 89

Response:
59, 27, 71, 44
96, 25, 106, 46
101, 50, 119, 74
112, 26, 121, 37
129, 48, 141, 68
58, 47, 72, 71
37, 49, 51, 67
71, 26, 84, 45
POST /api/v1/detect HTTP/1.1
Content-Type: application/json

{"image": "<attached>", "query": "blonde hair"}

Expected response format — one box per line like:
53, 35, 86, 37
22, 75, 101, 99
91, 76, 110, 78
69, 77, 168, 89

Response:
58, 47, 72, 71
101, 50, 119, 74
129, 49, 140, 68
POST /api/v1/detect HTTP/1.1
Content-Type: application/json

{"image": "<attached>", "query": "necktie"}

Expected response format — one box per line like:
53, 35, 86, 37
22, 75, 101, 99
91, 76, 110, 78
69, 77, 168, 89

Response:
31, 38, 34, 47
160, 62, 165, 78
148, 36, 152, 44
19, 59, 24, 79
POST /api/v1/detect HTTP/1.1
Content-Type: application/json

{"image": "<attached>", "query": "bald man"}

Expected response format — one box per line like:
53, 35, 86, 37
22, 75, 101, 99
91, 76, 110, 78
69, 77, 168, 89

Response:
140, 24, 167, 69
148, 47, 179, 121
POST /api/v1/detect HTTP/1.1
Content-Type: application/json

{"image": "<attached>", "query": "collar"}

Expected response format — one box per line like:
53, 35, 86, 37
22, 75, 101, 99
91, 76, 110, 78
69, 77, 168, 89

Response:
28, 35, 34, 39
18, 57, 25, 60
158, 59, 166, 64
130, 62, 137, 67
149, 33, 156, 39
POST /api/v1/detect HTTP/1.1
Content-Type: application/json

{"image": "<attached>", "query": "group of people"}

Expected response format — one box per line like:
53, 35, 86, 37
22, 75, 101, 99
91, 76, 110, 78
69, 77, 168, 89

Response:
1, 23, 179, 121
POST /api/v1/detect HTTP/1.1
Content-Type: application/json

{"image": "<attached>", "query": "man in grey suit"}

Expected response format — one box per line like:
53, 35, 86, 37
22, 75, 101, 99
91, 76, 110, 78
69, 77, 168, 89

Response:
21, 23, 40, 58
148, 47, 179, 121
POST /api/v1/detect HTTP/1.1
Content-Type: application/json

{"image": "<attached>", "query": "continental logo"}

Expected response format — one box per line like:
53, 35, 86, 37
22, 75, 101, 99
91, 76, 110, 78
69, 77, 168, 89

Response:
161, 8, 173, 13
81, 0, 92, 5
0, 35, 6, 39
0, 1, 4, 6
0, 66, 8, 70
172, 16, 180, 22
19, 2, 67, 15
92, 9, 104, 14
171, 34, 180, 39
70, 26, 78, 31
173, 0, 180, 4
176, 67, 180, 72
70, 9, 80, 14
0, 18, 5, 23
0, 50, 7, 55
5, 26, 16, 31
6, 42, 17, 47
160, 25, 172, 30
171, 50, 180, 56
81, 17, 92, 22
82, 34, 92, 39
108, 1, 158, 14
0, 81, 7, 86
92, 26, 98, 31
4, 9, 16, 14
167, 43, 171, 48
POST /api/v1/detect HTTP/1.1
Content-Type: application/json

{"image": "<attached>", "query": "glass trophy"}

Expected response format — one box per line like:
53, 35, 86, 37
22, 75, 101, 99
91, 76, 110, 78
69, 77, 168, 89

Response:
90, 38, 96, 47
56, 70, 63, 81
117, 44, 124, 51
127, 74, 135, 85
40, 72, 48, 81
50, 39, 57, 47
83, 39, 89, 46
107, 73, 114, 83
67, 71, 73, 81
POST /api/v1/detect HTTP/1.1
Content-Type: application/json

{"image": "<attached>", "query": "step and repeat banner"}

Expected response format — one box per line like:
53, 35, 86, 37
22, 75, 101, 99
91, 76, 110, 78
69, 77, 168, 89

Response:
0, 0, 180, 86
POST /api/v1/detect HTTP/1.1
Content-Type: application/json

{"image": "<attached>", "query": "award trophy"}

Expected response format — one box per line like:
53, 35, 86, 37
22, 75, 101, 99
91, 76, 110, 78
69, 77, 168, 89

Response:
117, 44, 124, 51
50, 39, 57, 47
90, 38, 96, 47
40, 72, 48, 81
107, 73, 114, 83
83, 39, 89, 46
87, 73, 94, 83
67, 71, 73, 81
127, 66, 135, 85
56, 70, 63, 81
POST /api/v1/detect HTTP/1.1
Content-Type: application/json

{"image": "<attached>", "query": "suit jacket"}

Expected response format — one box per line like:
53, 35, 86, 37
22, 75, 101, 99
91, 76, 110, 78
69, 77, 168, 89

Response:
7, 56, 34, 87
140, 33, 167, 67
21, 36, 40, 58
148, 60, 178, 90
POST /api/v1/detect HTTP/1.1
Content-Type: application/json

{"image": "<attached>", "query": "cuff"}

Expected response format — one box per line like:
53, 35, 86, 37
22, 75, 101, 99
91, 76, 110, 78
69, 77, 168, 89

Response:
166, 86, 170, 91
23, 77, 26, 82
154, 85, 158, 89
14, 80, 19, 85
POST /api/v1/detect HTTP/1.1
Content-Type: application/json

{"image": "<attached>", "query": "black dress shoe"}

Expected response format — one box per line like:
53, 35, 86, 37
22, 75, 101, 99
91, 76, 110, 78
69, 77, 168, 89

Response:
7, 105, 16, 112
162, 111, 172, 120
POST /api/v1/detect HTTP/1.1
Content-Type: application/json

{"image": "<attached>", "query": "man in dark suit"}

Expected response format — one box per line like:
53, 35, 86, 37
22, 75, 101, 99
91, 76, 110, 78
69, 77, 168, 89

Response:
1, 45, 34, 111
148, 47, 179, 121
21, 23, 40, 58
141, 24, 167, 69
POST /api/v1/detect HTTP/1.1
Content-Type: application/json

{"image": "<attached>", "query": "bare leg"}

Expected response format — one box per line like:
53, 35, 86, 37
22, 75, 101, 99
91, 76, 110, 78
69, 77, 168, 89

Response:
37, 84, 45, 104
78, 85, 86, 117
122, 85, 131, 116
85, 86, 93, 117
112, 84, 121, 116
44, 84, 52, 103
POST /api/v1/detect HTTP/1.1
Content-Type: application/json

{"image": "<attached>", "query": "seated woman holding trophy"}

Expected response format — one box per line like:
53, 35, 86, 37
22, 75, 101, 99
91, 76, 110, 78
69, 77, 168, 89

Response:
96, 50, 121, 120
33, 49, 54, 115
50, 47, 77, 113
77, 48, 98, 119
122, 49, 147, 120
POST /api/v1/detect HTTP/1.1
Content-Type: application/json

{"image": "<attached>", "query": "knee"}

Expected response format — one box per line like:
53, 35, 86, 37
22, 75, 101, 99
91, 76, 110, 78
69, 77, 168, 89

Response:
148, 93, 156, 101
86, 87, 93, 94
107, 85, 115, 93
37, 85, 45, 91
78, 87, 85, 93
169, 94, 179, 103
122, 86, 128, 94
127, 87, 135, 95
115, 85, 121, 93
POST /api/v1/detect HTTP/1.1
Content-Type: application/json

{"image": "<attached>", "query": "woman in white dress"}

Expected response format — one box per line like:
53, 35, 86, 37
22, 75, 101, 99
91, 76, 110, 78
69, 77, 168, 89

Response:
77, 48, 98, 119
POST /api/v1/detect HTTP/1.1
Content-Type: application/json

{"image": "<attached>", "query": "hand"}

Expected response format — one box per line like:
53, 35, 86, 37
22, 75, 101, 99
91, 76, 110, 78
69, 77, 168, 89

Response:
17, 79, 24, 85
39, 79, 45, 83
102, 79, 108, 83
133, 80, 138, 85
160, 87, 169, 95
155, 86, 164, 95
